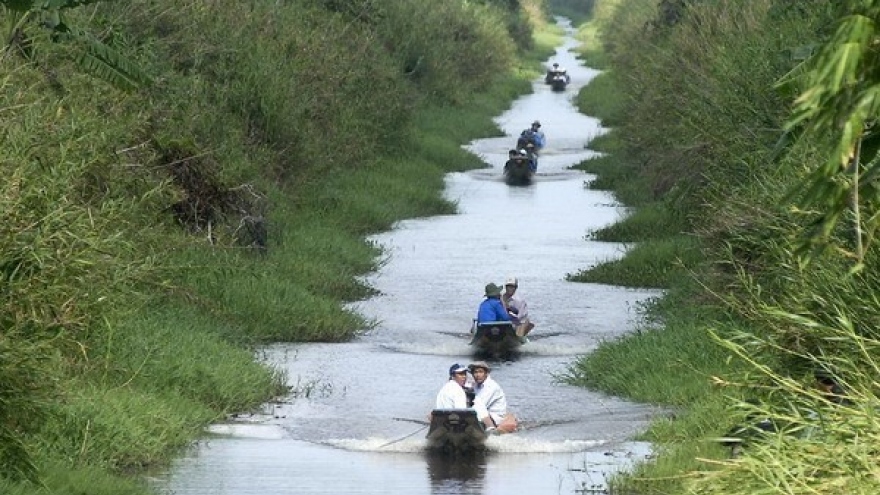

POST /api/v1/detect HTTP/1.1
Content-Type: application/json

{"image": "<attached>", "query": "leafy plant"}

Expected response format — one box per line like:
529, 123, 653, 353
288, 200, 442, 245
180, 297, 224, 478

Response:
2, 0, 152, 91
780, 0, 880, 267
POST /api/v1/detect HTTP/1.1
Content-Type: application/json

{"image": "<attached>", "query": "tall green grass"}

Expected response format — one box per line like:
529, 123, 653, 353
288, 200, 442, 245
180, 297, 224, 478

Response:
1, 0, 553, 490
565, 1, 880, 494
568, 235, 700, 289
576, 71, 626, 126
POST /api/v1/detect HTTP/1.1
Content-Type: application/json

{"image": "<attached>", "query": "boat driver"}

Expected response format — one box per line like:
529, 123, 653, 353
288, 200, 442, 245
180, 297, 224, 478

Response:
476, 283, 512, 325
503, 149, 519, 173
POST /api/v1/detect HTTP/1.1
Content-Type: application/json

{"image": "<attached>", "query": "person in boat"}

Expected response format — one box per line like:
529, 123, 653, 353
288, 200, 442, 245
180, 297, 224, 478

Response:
523, 145, 538, 172
517, 126, 544, 151
434, 363, 496, 431
476, 283, 512, 325
468, 361, 517, 433
528, 120, 545, 151
501, 277, 535, 343
545, 62, 560, 83
503, 149, 519, 174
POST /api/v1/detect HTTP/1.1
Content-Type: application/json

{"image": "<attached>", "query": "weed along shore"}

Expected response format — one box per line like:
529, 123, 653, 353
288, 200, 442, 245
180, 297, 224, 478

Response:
0, 1, 579, 494
564, 1, 880, 494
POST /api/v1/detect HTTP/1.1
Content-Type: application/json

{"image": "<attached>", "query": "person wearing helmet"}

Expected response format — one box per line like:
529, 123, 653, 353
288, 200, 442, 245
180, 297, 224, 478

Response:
502, 277, 535, 343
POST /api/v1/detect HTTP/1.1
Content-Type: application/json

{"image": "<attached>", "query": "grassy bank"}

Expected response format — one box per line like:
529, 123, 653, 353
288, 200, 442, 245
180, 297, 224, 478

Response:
0, 0, 562, 492
567, 1, 880, 494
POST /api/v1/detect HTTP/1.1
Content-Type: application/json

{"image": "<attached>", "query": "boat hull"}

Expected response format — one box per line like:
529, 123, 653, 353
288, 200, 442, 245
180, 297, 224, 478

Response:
469, 321, 521, 359
504, 160, 533, 186
426, 409, 488, 454
550, 76, 569, 91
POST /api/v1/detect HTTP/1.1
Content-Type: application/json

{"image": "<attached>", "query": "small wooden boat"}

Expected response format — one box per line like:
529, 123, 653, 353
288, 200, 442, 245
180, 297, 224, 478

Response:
549, 72, 570, 91
426, 409, 488, 454
469, 321, 522, 359
503, 157, 533, 186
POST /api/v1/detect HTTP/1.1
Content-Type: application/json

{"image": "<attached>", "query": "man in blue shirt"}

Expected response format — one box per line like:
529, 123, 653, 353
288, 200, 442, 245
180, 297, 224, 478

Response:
476, 283, 511, 324
528, 120, 545, 150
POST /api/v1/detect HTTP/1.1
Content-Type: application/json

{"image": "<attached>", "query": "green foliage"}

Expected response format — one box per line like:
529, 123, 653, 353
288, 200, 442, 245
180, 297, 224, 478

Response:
0, 333, 57, 482
2, 1, 105, 11
0, 461, 153, 495
546, 0, 595, 24
67, 25, 153, 91
575, 0, 880, 493
588, 203, 687, 243
3, 2, 152, 91
38, 382, 215, 471
0, 59, 158, 480
568, 235, 700, 289
687, 318, 880, 494
0, 0, 540, 489
779, 0, 880, 265
370, 1, 517, 103
576, 71, 625, 125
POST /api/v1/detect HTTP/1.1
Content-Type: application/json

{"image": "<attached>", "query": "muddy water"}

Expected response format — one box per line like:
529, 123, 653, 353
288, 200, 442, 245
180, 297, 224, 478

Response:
154, 19, 661, 495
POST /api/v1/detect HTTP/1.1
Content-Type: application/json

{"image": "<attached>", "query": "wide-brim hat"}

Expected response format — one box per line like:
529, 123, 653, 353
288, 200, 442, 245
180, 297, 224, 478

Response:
468, 361, 491, 372
485, 283, 502, 297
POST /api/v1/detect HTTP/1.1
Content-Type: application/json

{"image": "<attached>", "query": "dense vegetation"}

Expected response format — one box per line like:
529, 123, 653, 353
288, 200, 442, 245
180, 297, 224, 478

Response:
570, 0, 880, 493
0, 0, 557, 492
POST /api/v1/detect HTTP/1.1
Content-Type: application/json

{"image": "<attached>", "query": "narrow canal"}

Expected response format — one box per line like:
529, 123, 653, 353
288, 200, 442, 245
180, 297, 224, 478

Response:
154, 19, 661, 495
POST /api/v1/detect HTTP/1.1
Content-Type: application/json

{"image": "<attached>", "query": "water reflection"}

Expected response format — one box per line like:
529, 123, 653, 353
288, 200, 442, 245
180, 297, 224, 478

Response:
426, 452, 488, 495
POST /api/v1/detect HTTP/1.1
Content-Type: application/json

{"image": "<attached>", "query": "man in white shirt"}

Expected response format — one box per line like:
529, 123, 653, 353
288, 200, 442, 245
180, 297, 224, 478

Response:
502, 277, 535, 343
468, 361, 517, 433
434, 363, 494, 431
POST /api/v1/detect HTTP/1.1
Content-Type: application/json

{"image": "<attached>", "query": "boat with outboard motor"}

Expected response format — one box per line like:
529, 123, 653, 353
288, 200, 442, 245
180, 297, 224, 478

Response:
503, 155, 534, 186
469, 320, 522, 359
549, 72, 570, 91
426, 408, 488, 454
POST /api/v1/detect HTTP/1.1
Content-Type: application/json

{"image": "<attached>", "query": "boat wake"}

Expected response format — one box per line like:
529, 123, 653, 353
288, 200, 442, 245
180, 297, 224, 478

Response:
324, 435, 610, 454
378, 338, 596, 357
